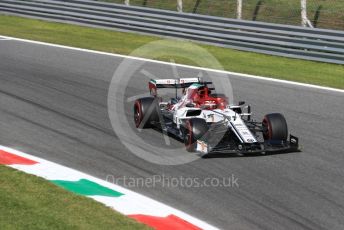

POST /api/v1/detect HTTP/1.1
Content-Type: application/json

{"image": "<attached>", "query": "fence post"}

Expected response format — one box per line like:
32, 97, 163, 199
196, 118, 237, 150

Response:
301, 0, 313, 27
237, 0, 242, 19
124, 0, 129, 6
252, 0, 264, 21
301, 0, 307, 27
193, 0, 201, 13
177, 0, 183, 12
313, 5, 322, 28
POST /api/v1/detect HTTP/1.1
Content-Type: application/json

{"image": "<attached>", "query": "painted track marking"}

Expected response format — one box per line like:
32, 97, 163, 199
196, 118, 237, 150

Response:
0, 34, 343, 94
0, 145, 219, 230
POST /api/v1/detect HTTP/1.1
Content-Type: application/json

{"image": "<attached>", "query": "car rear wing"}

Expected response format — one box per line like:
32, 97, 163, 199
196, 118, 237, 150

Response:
149, 78, 201, 95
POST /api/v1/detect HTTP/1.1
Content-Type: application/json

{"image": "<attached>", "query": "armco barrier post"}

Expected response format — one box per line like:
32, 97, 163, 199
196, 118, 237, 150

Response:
177, 0, 183, 12
301, 0, 313, 28
237, 0, 242, 19
301, 0, 307, 27
193, 0, 201, 13
142, 0, 147, 7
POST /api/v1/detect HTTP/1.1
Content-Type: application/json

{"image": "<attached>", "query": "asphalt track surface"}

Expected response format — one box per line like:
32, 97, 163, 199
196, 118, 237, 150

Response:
1, 37, 344, 230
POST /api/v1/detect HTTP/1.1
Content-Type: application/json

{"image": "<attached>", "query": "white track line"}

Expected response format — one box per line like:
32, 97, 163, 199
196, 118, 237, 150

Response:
1, 35, 343, 94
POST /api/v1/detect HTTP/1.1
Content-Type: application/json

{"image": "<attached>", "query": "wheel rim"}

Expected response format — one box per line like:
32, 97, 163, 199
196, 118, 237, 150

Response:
262, 117, 271, 140
134, 102, 141, 128
185, 121, 193, 150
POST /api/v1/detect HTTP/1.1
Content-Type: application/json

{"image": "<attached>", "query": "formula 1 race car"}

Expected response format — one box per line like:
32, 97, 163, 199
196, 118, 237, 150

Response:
134, 78, 299, 157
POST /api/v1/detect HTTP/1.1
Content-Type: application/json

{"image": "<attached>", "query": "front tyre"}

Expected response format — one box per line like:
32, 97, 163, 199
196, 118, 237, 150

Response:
184, 118, 208, 152
262, 113, 288, 141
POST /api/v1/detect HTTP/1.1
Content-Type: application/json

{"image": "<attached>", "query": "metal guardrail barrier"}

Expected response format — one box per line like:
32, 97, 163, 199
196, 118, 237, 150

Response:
0, 0, 343, 64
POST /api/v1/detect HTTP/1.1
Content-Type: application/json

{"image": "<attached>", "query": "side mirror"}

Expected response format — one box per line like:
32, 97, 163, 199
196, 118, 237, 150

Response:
185, 103, 195, 108
238, 101, 245, 106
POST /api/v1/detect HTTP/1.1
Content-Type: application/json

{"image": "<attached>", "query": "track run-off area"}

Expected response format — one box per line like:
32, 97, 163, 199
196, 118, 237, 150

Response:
0, 36, 344, 230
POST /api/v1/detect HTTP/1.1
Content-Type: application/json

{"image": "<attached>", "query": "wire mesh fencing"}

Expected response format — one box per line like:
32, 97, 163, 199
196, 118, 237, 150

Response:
97, 0, 344, 30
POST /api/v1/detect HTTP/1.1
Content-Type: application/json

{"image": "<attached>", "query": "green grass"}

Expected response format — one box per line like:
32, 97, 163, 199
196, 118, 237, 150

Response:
0, 165, 150, 230
99, 0, 344, 30
0, 14, 343, 89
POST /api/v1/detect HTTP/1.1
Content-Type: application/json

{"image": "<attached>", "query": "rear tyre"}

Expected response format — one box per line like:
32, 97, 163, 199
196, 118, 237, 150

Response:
262, 113, 288, 141
184, 118, 208, 152
134, 97, 159, 129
